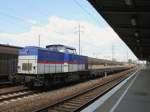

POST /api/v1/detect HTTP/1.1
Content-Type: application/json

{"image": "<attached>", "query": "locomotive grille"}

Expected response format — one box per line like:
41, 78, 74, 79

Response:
22, 63, 32, 71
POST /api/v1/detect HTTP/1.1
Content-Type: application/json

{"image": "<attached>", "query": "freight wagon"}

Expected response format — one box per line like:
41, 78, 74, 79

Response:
0, 44, 21, 82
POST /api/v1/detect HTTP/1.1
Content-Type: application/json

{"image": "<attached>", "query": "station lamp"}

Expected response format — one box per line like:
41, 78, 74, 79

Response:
131, 18, 137, 26
136, 39, 140, 44
134, 32, 139, 37
124, 0, 133, 6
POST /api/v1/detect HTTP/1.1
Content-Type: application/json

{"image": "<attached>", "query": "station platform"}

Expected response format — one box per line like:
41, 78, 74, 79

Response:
81, 66, 150, 112
111, 66, 150, 112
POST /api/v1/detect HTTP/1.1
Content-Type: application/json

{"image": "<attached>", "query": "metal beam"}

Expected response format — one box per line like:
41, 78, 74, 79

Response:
101, 7, 150, 14
113, 25, 150, 30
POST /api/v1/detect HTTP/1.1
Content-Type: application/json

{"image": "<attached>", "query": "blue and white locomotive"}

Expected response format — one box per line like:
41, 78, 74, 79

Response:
17, 44, 88, 86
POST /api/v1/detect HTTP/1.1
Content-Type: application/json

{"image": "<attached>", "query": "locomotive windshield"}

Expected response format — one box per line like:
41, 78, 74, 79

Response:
66, 48, 76, 54
46, 44, 77, 54
48, 46, 65, 53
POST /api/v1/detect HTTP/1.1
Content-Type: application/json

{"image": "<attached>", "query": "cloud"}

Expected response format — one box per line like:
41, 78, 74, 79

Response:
27, 19, 38, 25
0, 16, 137, 61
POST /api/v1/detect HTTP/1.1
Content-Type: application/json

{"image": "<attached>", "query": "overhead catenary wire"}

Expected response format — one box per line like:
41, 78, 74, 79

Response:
0, 10, 44, 27
0, 12, 33, 30
73, 0, 104, 26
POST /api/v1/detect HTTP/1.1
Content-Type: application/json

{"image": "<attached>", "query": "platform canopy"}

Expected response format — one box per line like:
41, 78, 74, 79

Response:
89, 0, 150, 60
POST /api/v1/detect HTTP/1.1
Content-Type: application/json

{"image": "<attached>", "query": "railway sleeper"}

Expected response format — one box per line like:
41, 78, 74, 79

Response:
70, 98, 90, 102
74, 97, 91, 101
63, 102, 81, 107
84, 93, 98, 97
58, 105, 78, 110
67, 100, 87, 105
52, 107, 72, 112
67, 101, 84, 105
75, 95, 93, 100
48, 109, 60, 112
79, 93, 95, 97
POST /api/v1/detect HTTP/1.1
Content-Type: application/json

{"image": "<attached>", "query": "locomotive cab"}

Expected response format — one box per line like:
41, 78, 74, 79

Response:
46, 44, 78, 72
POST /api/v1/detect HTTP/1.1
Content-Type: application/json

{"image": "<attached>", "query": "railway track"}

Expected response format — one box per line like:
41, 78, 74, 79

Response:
0, 85, 28, 95
35, 71, 131, 112
0, 82, 24, 91
0, 90, 38, 104
0, 68, 136, 112
0, 84, 37, 104
0, 82, 13, 89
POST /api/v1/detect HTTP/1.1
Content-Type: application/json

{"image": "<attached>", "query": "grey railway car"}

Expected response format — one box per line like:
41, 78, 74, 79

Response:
0, 44, 21, 81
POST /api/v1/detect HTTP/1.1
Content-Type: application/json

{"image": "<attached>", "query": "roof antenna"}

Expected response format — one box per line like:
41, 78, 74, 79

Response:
38, 34, 41, 47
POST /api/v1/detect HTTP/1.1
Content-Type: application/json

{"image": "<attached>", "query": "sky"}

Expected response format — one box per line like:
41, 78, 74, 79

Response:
0, 0, 137, 62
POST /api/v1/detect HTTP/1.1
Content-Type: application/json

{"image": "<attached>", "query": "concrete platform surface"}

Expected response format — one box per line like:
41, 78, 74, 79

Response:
82, 66, 150, 112
112, 67, 150, 112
